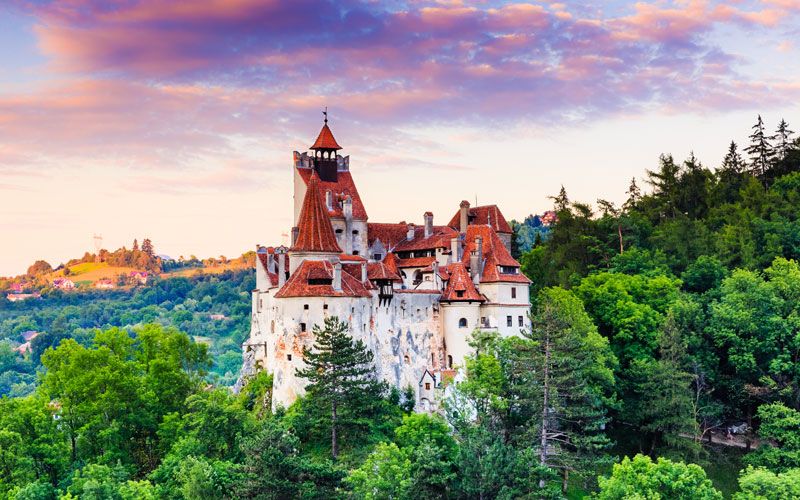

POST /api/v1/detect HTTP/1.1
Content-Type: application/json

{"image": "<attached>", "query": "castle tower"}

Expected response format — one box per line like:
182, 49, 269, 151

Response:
309, 109, 342, 182
288, 170, 342, 274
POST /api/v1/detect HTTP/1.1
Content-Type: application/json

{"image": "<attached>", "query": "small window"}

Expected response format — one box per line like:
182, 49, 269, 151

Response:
287, 354, 292, 361
456, 290, 464, 298
323, 304, 328, 310
335, 229, 343, 234
353, 250, 359, 255
425, 382, 431, 390
506, 315, 512, 327
352, 230, 359, 235
373, 253, 382, 260
300, 322, 307, 332
511, 287, 517, 299
404, 354, 410, 364
304, 304, 309, 310
431, 353, 435, 363
447, 355, 453, 368
458, 318, 468, 328
518, 316, 524, 327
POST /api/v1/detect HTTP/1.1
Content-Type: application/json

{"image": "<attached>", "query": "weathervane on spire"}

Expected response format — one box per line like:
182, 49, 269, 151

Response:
323, 106, 328, 124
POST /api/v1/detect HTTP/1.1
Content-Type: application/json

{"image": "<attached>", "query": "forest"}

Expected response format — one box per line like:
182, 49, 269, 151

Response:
2, 115, 800, 498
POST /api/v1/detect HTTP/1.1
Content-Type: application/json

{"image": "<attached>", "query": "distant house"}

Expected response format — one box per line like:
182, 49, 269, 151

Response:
9, 282, 25, 293
209, 314, 227, 321
540, 210, 558, 227
95, 279, 115, 289
52, 278, 75, 290
7, 292, 40, 302
15, 343, 31, 354
21, 330, 39, 342
129, 271, 149, 285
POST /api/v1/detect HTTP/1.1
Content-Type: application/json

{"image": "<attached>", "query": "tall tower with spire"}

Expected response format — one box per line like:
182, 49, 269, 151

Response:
292, 110, 369, 256
310, 108, 342, 182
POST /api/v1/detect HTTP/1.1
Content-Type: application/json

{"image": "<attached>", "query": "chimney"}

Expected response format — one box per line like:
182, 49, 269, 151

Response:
470, 250, 480, 284
432, 260, 440, 289
333, 262, 342, 291
450, 237, 460, 263
407, 223, 415, 241
343, 195, 353, 221
276, 247, 287, 286
459, 200, 470, 234
474, 236, 483, 284
424, 212, 433, 238
361, 261, 368, 283
291, 226, 299, 247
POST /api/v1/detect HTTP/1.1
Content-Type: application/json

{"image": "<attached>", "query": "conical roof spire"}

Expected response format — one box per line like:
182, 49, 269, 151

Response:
310, 108, 342, 150
291, 171, 342, 253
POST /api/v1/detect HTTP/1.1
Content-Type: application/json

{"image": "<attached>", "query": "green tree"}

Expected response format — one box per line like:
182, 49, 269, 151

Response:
26, 260, 52, 277
528, 288, 616, 492
735, 466, 800, 500
745, 114, 774, 186
237, 419, 341, 499
295, 316, 381, 459
346, 442, 411, 499
746, 403, 800, 472
595, 454, 722, 499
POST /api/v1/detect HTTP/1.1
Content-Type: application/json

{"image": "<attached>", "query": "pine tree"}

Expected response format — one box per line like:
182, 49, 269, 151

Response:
141, 239, 154, 257
721, 141, 744, 174
622, 177, 641, 212
296, 316, 379, 459
550, 186, 570, 212
527, 289, 614, 492
745, 115, 774, 186
772, 119, 794, 161
646, 154, 681, 218
132, 239, 139, 252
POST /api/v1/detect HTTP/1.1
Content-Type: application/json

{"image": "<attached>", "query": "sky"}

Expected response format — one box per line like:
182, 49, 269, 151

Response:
1, 0, 799, 277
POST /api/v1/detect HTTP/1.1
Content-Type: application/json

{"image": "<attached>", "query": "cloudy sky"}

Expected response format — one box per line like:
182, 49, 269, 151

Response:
1, 0, 799, 276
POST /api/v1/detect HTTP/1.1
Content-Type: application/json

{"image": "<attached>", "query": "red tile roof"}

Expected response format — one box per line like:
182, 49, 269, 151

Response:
448, 205, 512, 234
441, 263, 484, 302
367, 262, 403, 282
310, 123, 342, 150
291, 171, 343, 254
275, 260, 371, 298
297, 168, 367, 220
367, 222, 410, 248
396, 256, 436, 268
462, 225, 531, 284
394, 226, 458, 252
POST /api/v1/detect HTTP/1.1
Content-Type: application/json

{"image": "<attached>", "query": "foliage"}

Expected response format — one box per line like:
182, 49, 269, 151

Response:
595, 454, 722, 499
734, 466, 800, 500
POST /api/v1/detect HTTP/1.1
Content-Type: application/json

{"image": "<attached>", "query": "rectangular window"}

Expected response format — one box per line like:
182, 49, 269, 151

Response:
518, 316, 524, 327
506, 315, 512, 327
373, 253, 382, 260
304, 304, 309, 310
287, 354, 292, 361
300, 323, 307, 332
511, 287, 517, 299
425, 383, 431, 390
323, 304, 328, 310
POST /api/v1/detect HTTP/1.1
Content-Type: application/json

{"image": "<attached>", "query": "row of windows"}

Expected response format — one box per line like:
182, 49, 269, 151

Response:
459, 316, 524, 328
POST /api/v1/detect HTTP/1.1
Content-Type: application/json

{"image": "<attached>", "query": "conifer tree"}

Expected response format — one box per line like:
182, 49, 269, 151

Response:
772, 119, 794, 161
141, 238, 154, 257
132, 239, 139, 252
622, 177, 641, 212
527, 288, 614, 492
646, 154, 681, 218
721, 141, 745, 174
550, 186, 570, 212
296, 316, 379, 459
745, 115, 774, 186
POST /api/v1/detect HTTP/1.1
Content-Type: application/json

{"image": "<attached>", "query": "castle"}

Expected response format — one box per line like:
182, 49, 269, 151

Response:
243, 116, 531, 411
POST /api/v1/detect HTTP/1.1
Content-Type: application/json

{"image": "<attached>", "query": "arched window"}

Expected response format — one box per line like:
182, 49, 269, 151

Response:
458, 318, 468, 328
404, 354, 410, 364
413, 270, 423, 285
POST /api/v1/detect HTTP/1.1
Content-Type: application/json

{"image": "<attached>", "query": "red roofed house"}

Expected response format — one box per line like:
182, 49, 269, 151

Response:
245, 115, 531, 411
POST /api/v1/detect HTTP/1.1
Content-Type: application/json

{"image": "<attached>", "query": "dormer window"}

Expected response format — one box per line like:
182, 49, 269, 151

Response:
500, 266, 518, 274
456, 290, 464, 298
